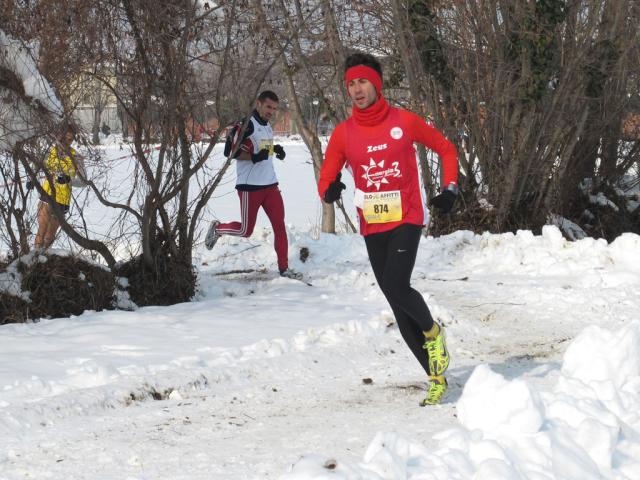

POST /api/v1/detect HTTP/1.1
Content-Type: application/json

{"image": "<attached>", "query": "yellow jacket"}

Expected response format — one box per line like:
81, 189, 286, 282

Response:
41, 145, 77, 206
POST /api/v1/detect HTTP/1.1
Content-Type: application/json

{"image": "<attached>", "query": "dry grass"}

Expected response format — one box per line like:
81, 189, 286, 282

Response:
114, 254, 196, 307
1, 253, 116, 324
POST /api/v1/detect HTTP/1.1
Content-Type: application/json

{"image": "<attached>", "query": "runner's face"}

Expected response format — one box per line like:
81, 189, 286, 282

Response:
63, 130, 75, 145
256, 98, 279, 121
348, 78, 378, 109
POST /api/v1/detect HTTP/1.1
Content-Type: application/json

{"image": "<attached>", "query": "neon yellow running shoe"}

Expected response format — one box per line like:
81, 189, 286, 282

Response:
420, 375, 448, 406
422, 322, 450, 376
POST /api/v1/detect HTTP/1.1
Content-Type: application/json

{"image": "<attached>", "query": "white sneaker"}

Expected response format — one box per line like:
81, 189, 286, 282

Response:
279, 268, 303, 280
205, 220, 221, 250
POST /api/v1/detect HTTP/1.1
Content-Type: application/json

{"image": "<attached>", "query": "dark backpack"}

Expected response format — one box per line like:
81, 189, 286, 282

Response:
223, 121, 244, 158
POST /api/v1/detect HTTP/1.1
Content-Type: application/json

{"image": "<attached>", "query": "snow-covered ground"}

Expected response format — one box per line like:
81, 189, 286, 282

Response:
1, 139, 640, 479
85, 135, 353, 230
2, 228, 640, 479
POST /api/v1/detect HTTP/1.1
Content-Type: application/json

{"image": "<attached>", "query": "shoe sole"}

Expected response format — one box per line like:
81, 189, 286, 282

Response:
205, 221, 220, 250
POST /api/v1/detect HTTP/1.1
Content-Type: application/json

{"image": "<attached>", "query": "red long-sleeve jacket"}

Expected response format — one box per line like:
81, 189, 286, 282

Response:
318, 106, 458, 235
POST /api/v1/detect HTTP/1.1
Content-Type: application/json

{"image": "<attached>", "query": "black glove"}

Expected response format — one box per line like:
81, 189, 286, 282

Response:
56, 173, 71, 184
323, 172, 346, 203
429, 188, 458, 213
25, 180, 34, 190
273, 144, 286, 160
251, 148, 270, 164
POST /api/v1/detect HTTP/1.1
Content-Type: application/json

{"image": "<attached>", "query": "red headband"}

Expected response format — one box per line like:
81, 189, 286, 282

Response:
344, 65, 382, 93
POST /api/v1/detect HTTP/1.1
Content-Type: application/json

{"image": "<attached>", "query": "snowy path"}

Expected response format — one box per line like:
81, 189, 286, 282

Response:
1, 228, 639, 479
0, 303, 557, 480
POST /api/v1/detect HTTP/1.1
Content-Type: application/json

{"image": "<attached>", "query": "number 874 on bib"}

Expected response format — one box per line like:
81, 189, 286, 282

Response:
362, 190, 402, 224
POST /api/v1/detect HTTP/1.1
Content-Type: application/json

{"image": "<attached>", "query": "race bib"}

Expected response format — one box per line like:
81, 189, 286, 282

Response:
362, 190, 402, 224
259, 139, 274, 155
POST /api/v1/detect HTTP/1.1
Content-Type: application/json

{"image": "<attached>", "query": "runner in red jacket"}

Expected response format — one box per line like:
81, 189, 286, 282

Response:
318, 53, 459, 406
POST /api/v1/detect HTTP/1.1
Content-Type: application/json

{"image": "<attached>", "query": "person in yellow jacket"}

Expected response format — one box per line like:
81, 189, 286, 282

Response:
34, 125, 87, 249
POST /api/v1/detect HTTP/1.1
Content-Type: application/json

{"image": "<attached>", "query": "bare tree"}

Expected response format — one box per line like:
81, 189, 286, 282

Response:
399, 0, 640, 235
2, 1, 286, 304
0, 152, 33, 259
1, 24, 66, 259
249, 0, 363, 233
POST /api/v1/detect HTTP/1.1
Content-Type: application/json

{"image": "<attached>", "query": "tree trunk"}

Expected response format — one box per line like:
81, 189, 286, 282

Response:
91, 103, 102, 145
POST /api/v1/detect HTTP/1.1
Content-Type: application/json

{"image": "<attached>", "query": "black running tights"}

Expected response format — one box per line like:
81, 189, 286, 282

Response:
364, 224, 434, 375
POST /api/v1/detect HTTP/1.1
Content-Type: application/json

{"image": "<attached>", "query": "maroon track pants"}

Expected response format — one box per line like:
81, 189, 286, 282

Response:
217, 185, 288, 271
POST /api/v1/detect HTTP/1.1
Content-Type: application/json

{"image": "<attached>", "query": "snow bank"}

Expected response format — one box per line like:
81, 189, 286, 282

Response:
425, 226, 640, 282
0, 309, 389, 437
0, 29, 63, 151
282, 321, 640, 479
0, 29, 63, 116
